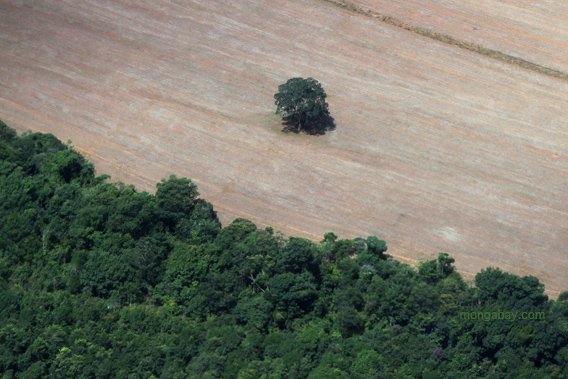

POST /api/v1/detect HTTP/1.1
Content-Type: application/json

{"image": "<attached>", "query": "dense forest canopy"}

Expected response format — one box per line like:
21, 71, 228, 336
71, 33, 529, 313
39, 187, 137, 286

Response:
0, 120, 567, 378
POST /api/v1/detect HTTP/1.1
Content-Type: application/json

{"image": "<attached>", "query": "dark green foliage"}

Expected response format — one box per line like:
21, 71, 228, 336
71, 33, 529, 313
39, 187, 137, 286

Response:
268, 272, 319, 323
321, 232, 338, 243
0, 122, 566, 378
274, 77, 330, 132
355, 236, 388, 267
0, 119, 16, 140
437, 252, 455, 275
175, 199, 221, 243
156, 174, 200, 228
475, 267, 548, 307
558, 291, 568, 302
322, 238, 356, 264
336, 306, 364, 338
417, 253, 456, 286
274, 237, 320, 275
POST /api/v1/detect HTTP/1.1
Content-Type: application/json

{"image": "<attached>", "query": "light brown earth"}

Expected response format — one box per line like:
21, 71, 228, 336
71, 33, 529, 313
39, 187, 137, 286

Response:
1, 0, 567, 296
351, 0, 568, 73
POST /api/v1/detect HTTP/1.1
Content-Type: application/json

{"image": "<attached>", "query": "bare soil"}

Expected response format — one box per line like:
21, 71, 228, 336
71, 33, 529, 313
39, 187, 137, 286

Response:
351, 0, 568, 73
1, 0, 567, 295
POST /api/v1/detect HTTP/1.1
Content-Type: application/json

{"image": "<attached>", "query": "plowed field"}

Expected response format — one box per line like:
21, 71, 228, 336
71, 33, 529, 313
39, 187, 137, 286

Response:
1, 0, 567, 295
352, 0, 568, 73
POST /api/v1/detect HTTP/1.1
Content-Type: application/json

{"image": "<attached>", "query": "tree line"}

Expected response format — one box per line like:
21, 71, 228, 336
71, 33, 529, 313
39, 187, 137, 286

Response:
0, 119, 567, 378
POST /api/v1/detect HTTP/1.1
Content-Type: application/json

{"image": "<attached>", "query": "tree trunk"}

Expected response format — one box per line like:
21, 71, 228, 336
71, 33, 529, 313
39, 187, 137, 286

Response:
296, 111, 304, 131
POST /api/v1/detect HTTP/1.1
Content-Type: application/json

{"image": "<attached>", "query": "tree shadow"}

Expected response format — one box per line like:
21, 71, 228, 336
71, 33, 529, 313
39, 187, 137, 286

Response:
281, 114, 336, 136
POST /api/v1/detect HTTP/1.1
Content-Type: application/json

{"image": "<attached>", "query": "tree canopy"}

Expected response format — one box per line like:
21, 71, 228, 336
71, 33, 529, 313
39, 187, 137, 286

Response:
0, 120, 567, 378
274, 77, 332, 134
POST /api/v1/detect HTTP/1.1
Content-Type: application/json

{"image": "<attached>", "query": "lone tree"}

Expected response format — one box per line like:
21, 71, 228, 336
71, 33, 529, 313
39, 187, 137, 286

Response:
274, 77, 330, 133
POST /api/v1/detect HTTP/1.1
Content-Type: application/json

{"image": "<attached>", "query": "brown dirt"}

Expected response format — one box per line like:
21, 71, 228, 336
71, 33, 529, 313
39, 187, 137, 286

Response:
326, 0, 568, 81
350, 0, 568, 73
1, 0, 567, 296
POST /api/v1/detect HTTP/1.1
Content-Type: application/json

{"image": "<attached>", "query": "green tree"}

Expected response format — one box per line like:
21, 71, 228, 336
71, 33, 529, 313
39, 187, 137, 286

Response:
156, 175, 199, 228
0, 119, 16, 142
274, 237, 320, 276
274, 77, 329, 132
437, 252, 455, 276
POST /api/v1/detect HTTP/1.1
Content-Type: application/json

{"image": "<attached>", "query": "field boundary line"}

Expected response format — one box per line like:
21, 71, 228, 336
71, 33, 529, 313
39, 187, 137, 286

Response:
323, 0, 568, 82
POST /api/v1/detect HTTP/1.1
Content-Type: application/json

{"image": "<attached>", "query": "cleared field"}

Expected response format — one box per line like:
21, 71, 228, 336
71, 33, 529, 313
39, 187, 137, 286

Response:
351, 0, 568, 73
1, 0, 567, 295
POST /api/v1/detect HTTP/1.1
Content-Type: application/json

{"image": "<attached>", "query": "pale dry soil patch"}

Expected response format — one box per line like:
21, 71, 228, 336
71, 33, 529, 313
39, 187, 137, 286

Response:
353, 0, 568, 73
1, 0, 567, 295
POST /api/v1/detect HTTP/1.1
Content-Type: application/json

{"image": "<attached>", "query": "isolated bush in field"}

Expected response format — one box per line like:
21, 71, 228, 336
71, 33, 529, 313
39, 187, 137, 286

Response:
274, 77, 333, 134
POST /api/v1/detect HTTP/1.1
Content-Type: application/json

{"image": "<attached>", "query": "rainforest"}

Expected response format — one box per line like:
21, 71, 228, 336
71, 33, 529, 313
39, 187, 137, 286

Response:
1, 121, 567, 378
